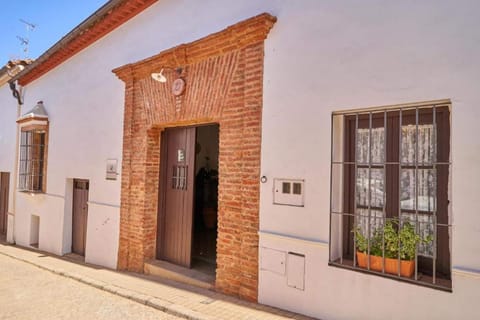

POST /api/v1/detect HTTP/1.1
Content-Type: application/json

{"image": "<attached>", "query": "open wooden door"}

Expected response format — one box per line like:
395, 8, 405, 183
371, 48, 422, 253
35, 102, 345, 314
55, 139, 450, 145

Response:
72, 179, 89, 256
157, 127, 196, 267
0, 172, 10, 236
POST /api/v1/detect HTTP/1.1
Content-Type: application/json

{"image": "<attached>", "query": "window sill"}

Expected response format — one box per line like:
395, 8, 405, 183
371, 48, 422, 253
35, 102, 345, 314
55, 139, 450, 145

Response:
18, 190, 45, 195
329, 258, 452, 292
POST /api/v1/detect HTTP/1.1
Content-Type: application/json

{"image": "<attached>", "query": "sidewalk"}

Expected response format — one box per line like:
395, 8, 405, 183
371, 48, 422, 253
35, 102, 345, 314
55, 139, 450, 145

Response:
0, 243, 315, 320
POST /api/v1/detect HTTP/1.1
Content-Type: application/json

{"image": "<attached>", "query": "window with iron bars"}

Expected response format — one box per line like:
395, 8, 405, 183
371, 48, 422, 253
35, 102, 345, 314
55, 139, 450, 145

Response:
19, 128, 47, 192
329, 101, 452, 291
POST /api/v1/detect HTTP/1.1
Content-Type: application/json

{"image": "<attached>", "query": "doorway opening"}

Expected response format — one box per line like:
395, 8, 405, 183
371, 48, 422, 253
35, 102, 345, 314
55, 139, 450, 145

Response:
192, 124, 219, 276
156, 124, 219, 281
30, 215, 40, 248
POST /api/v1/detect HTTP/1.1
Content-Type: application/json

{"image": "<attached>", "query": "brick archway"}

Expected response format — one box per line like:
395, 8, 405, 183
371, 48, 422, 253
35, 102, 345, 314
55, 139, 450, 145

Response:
113, 13, 276, 301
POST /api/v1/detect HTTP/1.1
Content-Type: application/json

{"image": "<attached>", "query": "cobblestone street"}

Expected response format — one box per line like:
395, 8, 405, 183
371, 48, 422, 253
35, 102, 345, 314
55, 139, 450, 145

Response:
0, 254, 181, 320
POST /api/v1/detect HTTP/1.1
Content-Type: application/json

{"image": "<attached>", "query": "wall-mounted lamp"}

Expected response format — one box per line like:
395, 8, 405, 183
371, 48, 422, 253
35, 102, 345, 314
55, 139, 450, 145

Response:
151, 67, 183, 83
151, 68, 167, 83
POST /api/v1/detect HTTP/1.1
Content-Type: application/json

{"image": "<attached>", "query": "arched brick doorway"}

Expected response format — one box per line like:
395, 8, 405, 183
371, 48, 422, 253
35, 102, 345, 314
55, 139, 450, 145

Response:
113, 13, 276, 301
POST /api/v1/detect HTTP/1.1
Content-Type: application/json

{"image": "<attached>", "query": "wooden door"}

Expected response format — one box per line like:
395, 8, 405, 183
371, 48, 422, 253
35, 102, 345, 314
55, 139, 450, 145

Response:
157, 127, 196, 267
0, 173, 10, 235
72, 179, 89, 255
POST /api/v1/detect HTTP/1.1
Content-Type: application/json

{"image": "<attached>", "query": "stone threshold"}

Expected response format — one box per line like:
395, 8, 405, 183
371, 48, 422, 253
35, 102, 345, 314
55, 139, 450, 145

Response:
144, 259, 215, 290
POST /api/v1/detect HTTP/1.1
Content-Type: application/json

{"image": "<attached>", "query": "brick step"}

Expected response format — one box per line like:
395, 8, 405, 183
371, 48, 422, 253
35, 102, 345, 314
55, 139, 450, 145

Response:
144, 259, 214, 290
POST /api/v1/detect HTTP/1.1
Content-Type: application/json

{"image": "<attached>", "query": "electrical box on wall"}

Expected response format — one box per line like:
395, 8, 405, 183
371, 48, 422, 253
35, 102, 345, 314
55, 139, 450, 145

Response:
273, 178, 305, 207
260, 247, 286, 275
287, 252, 305, 290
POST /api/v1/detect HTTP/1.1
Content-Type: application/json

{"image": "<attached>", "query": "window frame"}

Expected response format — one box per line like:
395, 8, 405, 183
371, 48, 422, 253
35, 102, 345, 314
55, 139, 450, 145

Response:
329, 100, 452, 291
18, 123, 49, 193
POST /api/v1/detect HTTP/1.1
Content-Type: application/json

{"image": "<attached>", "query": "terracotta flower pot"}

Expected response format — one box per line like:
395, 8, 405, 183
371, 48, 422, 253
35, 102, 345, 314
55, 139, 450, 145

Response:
356, 251, 415, 277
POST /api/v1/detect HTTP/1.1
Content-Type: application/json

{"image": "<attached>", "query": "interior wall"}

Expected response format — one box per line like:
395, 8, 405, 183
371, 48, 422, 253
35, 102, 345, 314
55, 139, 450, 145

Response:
195, 125, 219, 175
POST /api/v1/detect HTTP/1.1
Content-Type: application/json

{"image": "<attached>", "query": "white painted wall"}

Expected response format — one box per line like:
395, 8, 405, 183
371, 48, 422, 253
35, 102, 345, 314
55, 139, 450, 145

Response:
258, 0, 480, 319
13, 75, 123, 265
6, 0, 285, 269
0, 86, 16, 176
0, 0, 478, 318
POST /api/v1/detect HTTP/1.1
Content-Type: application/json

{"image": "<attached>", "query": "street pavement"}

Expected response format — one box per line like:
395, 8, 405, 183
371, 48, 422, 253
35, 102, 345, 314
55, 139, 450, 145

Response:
0, 253, 181, 320
0, 243, 315, 320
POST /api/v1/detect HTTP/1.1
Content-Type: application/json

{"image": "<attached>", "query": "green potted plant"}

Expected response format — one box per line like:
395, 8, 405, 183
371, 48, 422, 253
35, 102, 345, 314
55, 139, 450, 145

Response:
353, 220, 432, 277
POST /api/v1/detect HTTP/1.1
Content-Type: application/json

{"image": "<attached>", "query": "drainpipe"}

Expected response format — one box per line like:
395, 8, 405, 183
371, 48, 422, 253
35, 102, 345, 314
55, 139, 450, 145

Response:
8, 81, 23, 244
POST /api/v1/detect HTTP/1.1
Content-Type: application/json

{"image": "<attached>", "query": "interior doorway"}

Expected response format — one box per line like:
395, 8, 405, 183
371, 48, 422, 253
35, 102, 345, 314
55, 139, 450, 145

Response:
192, 125, 219, 275
156, 124, 219, 278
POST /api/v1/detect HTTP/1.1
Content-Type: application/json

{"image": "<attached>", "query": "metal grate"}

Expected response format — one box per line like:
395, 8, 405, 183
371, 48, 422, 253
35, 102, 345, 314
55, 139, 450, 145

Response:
172, 165, 188, 190
329, 103, 452, 290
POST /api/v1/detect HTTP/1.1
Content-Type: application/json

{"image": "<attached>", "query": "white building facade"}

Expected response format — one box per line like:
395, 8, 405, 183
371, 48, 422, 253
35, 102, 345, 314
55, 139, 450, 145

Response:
0, 1, 478, 319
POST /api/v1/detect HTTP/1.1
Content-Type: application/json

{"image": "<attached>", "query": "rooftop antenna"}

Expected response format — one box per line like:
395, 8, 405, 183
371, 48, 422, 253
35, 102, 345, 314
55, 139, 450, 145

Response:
17, 19, 36, 58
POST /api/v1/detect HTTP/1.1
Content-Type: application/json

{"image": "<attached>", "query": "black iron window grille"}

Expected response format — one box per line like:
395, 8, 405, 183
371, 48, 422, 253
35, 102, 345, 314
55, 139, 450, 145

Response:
329, 101, 452, 291
19, 129, 46, 192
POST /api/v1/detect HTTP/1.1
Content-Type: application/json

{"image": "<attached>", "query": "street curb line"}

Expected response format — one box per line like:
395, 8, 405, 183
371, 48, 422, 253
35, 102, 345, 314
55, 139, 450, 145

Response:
0, 249, 214, 320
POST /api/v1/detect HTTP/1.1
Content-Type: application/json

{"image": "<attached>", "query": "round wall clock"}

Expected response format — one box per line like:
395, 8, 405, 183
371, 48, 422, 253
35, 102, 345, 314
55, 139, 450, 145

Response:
172, 78, 186, 96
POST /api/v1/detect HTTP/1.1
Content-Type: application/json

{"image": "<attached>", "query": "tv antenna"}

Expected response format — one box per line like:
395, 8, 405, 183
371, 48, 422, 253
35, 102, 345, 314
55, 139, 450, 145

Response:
17, 19, 37, 58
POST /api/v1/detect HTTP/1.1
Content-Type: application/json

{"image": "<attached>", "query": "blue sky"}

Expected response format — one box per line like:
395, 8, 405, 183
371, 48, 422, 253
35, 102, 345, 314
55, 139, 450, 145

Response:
0, 0, 107, 65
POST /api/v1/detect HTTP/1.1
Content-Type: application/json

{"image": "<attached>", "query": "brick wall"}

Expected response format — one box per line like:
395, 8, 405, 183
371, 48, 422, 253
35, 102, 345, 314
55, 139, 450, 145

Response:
114, 13, 276, 301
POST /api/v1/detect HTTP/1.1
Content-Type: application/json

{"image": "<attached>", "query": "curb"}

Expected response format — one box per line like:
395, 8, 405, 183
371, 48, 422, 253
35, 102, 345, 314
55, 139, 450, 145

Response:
0, 248, 215, 320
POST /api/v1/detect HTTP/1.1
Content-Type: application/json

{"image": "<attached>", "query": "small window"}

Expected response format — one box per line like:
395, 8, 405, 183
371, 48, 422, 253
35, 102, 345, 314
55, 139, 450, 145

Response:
19, 129, 47, 192
172, 165, 188, 190
16, 101, 49, 193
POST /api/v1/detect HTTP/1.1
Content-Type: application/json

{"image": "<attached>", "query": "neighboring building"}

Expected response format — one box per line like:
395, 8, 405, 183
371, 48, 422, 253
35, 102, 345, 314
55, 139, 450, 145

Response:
0, 0, 479, 319
0, 60, 32, 87
0, 59, 32, 242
